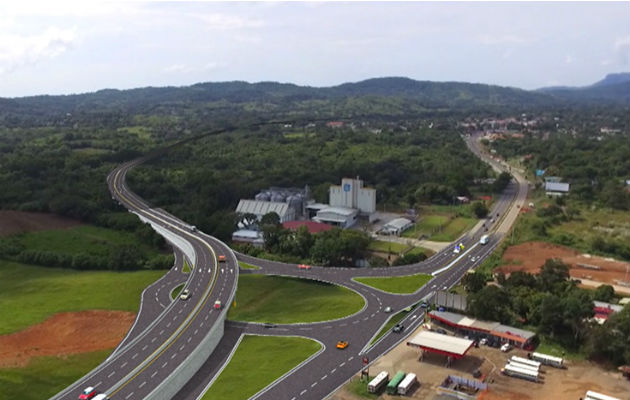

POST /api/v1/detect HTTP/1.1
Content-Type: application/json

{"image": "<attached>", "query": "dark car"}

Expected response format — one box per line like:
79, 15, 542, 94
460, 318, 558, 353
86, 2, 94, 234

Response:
392, 323, 404, 333
263, 323, 276, 329
436, 328, 447, 335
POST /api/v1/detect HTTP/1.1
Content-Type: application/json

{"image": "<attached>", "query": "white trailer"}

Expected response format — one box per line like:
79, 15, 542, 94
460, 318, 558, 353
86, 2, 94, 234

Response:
511, 356, 541, 370
532, 352, 564, 368
368, 371, 389, 393
509, 361, 540, 373
585, 390, 622, 400
502, 363, 539, 382
397, 373, 417, 395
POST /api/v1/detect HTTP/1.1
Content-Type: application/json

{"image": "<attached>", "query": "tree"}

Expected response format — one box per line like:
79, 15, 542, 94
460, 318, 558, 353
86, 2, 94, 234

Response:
492, 172, 511, 193
260, 212, 281, 227
593, 284, 615, 302
462, 272, 487, 293
471, 201, 488, 218
467, 285, 512, 323
537, 258, 570, 292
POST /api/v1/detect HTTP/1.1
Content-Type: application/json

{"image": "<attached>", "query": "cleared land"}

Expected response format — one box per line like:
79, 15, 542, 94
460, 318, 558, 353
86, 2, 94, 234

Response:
0, 210, 82, 237
497, 241, 630, 288
228, 275, 365, 323
402, 204, 480, 242
202, 335, 321, 400
0, 349, 112, 400
354, 273, 433, 294
0, 310, 134, 367
0, 260, 163, 335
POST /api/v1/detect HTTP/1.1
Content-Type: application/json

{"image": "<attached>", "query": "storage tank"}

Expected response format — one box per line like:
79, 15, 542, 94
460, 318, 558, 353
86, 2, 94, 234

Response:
255, 192, 271, 201
287, 195, 303, 216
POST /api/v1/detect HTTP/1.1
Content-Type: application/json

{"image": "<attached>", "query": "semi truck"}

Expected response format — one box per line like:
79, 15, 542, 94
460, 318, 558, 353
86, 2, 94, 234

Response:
367, 371, 388, 393
584, 390, 622, 400
511, 356, 541, 370
386, 371, 406, 395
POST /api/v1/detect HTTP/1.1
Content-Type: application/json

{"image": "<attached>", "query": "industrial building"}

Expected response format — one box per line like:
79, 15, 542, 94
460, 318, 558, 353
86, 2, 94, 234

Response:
235, 199, 296, 223
312, 206, 359, 228
544, 181, 570, 196
379, 217, 413, 236
329, 177, 376, 214
429, 310, 536, 350
407, 330, 475, 360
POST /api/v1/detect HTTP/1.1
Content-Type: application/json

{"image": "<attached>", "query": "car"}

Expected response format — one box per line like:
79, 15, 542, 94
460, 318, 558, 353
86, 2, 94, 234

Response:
93, 395, 110, 400
392, 323, 404, 333
191, 226, 197, 232
179, 289, 191, 301
218, 255, 226, 262
436, 328, 447, 335
79, 387, 96, 400
336, 341, 349, 349
298, 264, 311, 270
213, 300, 222, 309
420, 302, 429, 308
384, 306, 392, 313
263, 323, 276, 329
501, 343, 512, 352
479, 338, 488, 346
442, 286, 448, 290
410, 315, 417, 320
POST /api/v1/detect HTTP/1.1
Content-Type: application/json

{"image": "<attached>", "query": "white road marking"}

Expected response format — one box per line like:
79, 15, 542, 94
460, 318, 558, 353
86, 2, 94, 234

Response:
321, 375, 327, 380
348, 356, 354, 361
171, 353, 177, 359
339, 362, 345, 367
166, 322, 171, 328
311, 382, 317, 388
151, 337, 157, 343
95, 381, 102, 388
300, 390, 307, 395
187, 337, 192, 343
331, 368, 336, 374
132, 353, 138, 359
107, 371, 115, 378
139, 381, 146, 389
125, 392, 134, 399
120, 361, 128, 368
159, 329, 164, 335
194, 329, 198, 335
161, 362, 168, 368
151, 371, 158, 379
179, 344, 185, 351
142, 345, 148, 351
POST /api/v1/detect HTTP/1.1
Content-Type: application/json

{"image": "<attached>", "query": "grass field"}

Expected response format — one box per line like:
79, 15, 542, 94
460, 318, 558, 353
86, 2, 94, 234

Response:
182, 259, 191, 274
430, 217, 477, 242
171, 283, 185, 300
0, 260, 164, 335
354, 273, 433, 294
201, 335, 320, 400
536, 337, 586, 361
367, 240, 409, 254
0, 349, 112, 400
14, 225, 157, 258
228, 275, 364, 323
238, 261, 260, 270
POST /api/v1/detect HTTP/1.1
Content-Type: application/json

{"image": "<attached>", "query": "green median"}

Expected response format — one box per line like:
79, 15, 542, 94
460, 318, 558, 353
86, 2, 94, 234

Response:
228, 275, 364, 323
202, 335, 320, 400
354, 273, 433, 294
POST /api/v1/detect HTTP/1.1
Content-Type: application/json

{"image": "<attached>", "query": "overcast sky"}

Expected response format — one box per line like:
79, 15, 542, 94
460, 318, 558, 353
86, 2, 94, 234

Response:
1, 1, 629, 97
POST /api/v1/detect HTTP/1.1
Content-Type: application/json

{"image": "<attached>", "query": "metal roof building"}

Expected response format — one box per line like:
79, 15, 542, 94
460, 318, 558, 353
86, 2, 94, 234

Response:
380, 217, 413, 236
236, 199, 296, 223
313, 206, 358, 228
544, 181, 570, 194
407, 331, 475, 359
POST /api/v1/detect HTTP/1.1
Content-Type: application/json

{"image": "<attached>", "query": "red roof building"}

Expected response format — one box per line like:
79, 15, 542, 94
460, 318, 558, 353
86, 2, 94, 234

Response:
282, 220, 334, 234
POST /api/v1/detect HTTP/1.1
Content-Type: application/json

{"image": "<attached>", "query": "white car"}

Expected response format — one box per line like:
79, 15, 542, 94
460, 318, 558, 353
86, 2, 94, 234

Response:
93, 395, 110, 400
180, 289, 191, 301
501, 343, 511, 352
384, 307, 392, 313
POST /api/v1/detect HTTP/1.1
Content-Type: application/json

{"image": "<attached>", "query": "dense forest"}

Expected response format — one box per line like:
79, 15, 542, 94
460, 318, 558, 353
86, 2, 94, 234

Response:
127, 123, 493, 241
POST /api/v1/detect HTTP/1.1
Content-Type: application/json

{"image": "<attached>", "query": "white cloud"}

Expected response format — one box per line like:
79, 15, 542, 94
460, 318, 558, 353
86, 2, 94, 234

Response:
195, 13, 264, 30
477, 34, 529, 45
0, 27, 75, 74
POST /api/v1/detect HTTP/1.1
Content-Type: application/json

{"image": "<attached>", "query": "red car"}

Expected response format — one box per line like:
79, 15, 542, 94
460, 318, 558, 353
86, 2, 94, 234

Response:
298, 264, 311, 270
79, 387, 96, 400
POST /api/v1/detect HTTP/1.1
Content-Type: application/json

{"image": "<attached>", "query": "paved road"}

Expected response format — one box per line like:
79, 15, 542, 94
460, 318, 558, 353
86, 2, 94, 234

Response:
174, 133, 529, 400
51, 161, 238, 400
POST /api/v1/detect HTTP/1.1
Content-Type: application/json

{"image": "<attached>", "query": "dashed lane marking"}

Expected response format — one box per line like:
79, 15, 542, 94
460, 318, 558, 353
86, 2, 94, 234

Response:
107, 371, 115, 378
120, 362, 128, 369
339, 362, 345, 367
132, 353, 138, 360
161, 362, 168, 369
300, 390, 307, 395
150, 371, 158, 379
142, 345, 148, 351
139, 381, 146, 389
125, 392, 134, 399
311, 382, 317, 388
331, 368, 336, 374
321, 375, 327, 380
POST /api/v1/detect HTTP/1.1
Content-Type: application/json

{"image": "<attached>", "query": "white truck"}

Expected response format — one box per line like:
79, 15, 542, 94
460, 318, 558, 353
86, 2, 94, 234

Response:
368, 371, 389, 393
479, 234, 490, 245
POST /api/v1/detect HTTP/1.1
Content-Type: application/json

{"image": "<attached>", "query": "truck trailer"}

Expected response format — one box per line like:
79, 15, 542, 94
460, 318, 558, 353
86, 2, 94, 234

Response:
502, 363, 539, 382
386, 371, 406, 395
511, 356, 541, 370
397, 373, 417, 395
367, 371, 388, 393
531, 352, 564, 368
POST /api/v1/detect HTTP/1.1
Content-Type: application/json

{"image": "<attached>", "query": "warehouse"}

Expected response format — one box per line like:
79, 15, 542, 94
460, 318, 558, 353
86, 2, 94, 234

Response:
380, 217, 413, 236
313, 206, 358, 228
235, 199, 296, 223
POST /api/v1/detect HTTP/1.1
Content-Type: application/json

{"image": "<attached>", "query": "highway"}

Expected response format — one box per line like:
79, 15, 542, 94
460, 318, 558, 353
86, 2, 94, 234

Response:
52, 129, 527, 400
51, 160, 239, 400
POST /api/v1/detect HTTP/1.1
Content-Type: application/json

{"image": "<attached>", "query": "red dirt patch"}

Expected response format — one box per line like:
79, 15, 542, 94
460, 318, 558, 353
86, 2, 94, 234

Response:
0, 310, 135, 367
497, 241, 630, 286
0, 210, 82, 237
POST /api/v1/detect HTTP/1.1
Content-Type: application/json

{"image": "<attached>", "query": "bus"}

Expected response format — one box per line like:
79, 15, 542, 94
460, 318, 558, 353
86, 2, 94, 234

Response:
386, 371, 406, 394
367, 371, 388, 393
511, 356, 541, 370
479, 234, 490, 245
532, 352, 564, 368
397, 373, 417, 395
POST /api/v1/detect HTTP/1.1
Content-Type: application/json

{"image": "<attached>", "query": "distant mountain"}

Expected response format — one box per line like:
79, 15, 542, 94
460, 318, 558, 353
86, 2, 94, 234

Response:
1, 77, 557, 119
538, 73, 630, 104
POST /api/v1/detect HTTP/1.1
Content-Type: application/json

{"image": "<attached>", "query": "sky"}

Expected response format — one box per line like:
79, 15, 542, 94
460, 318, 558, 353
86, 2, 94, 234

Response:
0, 1, 629, 97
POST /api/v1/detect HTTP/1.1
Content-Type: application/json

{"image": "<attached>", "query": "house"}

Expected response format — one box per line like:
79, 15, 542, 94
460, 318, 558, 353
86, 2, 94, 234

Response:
545, 182, 570, 196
